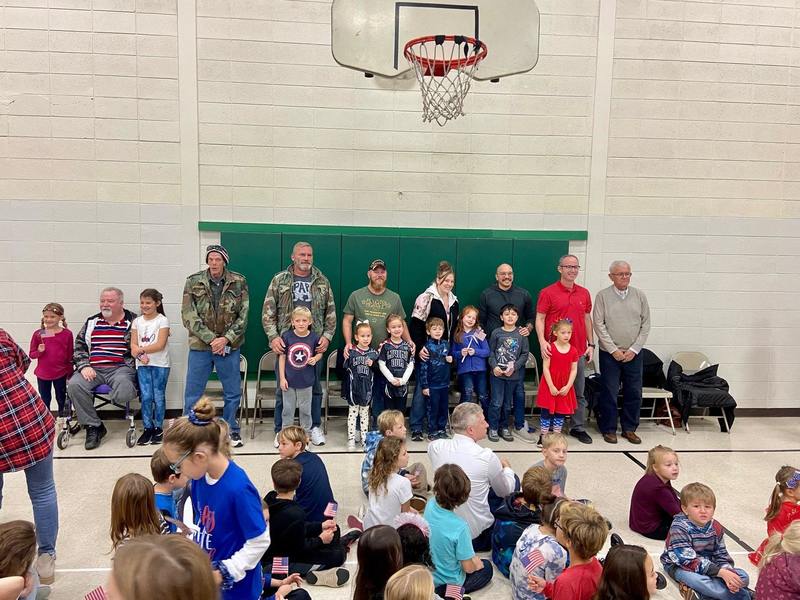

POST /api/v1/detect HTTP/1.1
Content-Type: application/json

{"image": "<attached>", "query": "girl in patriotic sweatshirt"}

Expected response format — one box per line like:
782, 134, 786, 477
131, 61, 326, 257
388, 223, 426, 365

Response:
450, 305, 490, 413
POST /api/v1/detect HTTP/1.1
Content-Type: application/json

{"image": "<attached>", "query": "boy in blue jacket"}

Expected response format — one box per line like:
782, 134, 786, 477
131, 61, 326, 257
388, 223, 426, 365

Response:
419, 317, 453, 441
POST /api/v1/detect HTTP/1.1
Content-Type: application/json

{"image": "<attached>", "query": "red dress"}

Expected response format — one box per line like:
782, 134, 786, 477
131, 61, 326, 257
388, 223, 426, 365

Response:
748, 500, 800, 566
536, 343, 578, 415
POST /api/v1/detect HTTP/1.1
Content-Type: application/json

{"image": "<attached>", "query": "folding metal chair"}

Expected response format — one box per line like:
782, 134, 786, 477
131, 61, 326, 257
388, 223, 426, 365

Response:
250, 351, 278, 440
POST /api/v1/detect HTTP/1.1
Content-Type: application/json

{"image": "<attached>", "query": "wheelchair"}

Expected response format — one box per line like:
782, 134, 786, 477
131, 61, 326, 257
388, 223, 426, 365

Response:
56, 383, 139, 449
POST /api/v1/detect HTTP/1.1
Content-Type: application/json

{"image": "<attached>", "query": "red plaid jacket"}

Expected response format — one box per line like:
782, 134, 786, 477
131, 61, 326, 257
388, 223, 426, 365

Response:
0, 329, 55, 472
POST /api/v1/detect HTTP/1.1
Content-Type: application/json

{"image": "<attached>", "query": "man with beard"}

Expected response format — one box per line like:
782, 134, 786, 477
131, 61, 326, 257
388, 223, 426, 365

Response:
342, 259, 413, 422
67, 287, 138, 450
263, 241, 337, 446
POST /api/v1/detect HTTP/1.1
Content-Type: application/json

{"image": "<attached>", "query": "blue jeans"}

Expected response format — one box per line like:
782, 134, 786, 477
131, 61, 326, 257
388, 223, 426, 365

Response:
410, 367, 429, 432
274, 360, 323, 432
489, 376, 520, 431
434, 559, 493, 596
597, 350, 643, 434
138, 365, 170, 430
672, 567, 750, 600
184, 348, 242, 433
458, 371, 488, 414
428, 387, 449, 433
0, 452, 59, 556
37, 376, 67, 415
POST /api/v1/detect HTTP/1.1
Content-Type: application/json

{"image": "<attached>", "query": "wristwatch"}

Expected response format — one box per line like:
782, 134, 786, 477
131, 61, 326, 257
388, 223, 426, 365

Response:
588, 343, 596, 348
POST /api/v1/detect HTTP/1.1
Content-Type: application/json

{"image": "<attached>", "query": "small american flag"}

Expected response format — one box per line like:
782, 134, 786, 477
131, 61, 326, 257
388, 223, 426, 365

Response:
521, 548, 545, 573
41, 328, 55, 338
272, 556, 289, 575
474, 328, 486, 341
444, 584, 464, 600
84, 586, 108, 600
324, 501, 338, 517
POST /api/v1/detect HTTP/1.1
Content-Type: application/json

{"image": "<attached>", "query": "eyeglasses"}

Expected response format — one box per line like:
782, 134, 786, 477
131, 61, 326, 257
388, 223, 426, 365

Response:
169, 449, 192, 475
559, 265, 580, 271
611, 272, 632, 278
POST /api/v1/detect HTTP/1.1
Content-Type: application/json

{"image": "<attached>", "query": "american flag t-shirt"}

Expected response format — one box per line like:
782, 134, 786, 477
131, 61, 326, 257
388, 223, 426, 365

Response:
272, 556, 289, 575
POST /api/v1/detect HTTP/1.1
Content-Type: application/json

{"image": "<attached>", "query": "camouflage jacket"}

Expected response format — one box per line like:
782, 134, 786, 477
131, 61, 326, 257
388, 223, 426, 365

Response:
262, 265, 336, 342
182, 268, 249, 351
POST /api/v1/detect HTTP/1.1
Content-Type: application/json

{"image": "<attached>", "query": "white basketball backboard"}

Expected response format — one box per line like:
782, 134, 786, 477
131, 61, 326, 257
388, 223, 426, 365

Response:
331, 0, 540, 81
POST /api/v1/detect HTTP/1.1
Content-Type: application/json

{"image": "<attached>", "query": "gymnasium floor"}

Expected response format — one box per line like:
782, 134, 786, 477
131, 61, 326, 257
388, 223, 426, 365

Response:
3, 415, 797, 599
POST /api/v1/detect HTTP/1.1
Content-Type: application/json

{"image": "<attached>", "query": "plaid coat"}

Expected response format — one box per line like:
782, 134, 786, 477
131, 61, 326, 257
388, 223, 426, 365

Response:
0, 328, 55, 472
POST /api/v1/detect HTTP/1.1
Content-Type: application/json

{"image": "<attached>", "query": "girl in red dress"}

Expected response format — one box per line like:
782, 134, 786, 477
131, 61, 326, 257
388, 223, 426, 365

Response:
749, 465, 800, 566
535, 319, 578, 445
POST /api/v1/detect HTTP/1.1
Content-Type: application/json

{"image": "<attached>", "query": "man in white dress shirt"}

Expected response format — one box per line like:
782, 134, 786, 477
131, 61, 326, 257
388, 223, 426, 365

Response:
428, 402, 517, 551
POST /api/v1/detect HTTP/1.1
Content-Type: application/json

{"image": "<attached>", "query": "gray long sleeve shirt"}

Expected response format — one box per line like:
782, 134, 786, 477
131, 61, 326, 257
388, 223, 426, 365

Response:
593, 285, 651, 354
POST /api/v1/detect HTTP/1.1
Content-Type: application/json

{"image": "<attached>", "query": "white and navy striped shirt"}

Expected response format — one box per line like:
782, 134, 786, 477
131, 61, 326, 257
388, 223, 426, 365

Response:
89, 318, 130, 367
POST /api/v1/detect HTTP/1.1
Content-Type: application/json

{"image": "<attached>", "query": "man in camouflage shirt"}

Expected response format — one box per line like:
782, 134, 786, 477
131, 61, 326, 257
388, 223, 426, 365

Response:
182, 244, 249, 446
262, 241, 336, 446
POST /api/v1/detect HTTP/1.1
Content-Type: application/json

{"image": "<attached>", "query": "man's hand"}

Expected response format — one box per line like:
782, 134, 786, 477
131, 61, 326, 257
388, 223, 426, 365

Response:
500, 457, 511, 469
80, 366, 97, 382
210, 336, 228, 355
719, 569, 743, 592
540, 340, 551, 359
612, 349, 625, 361
419, 346, 429, 361
518, 325, 531, 336
622, 350, 636, 362
423, 388, 430, 396
408, 341, 416, 355
342, 344, 352, 359
270, 337, 286, 354
584, 346, 594, 362
404, 473, 419, 486
316, 337, 330, 353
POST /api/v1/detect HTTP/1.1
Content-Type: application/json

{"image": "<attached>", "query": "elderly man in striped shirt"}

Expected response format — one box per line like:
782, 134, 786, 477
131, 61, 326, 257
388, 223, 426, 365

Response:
67, 287, 138, 450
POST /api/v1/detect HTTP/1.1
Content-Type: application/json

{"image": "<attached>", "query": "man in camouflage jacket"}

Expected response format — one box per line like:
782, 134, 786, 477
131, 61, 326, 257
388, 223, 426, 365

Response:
262, 241, 336, 445
182, 244, 249, 445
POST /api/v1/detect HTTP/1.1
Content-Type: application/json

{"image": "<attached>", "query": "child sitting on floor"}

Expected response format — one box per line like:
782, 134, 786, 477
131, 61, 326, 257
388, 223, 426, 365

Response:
533, 433, 569, 497
748, 465, 800, 566
361, 410, 427, 498
261, 458, 350, 588
629, 445, 681, 540
529, 502, 608, 600
277, 426, 337, 523
661, 482, 752, 600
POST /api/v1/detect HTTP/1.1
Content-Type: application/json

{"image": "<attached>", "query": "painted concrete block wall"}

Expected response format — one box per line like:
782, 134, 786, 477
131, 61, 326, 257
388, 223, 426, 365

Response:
2, 0, 798, 410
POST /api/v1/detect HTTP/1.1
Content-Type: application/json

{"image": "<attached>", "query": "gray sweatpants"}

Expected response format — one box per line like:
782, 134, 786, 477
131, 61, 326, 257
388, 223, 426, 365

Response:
281, 386, 312, 432
67, 365, 137, 427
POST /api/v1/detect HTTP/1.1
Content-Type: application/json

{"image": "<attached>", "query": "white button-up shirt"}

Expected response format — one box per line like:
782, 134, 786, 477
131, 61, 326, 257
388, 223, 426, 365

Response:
427, 433, 516, 537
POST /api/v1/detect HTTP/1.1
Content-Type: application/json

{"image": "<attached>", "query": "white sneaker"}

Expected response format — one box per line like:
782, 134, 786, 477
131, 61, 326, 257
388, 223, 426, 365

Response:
273, 432, 280, 448
347, 440, 357, 452
310, 427, 326, 446
355, 430, 362, 444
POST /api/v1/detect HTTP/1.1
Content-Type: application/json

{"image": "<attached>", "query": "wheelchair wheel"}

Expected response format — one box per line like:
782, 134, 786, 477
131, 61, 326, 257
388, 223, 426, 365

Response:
57, 430, 69, 450
125, 429, 136, 448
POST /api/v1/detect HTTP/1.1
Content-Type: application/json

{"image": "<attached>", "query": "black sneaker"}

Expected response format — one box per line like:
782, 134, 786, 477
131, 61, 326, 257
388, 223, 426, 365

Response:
136, 428, 154, 446
85, 423, 107, 450
411, 431, 423, 442
151, 428, 163, 444
610, 533, 624, 547
569, 429, 593, 444
428, 432, 438, 441
656, 572, 667, 590
230, 431, 244, 448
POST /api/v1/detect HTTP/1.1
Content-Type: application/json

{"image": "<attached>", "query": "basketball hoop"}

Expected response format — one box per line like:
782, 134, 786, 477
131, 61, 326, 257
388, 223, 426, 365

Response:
404, 35, 488, 126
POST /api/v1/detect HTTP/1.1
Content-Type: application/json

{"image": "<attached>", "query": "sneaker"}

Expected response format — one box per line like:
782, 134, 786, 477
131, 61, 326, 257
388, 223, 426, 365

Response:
36, 586, 51, 599
411, 431, 424, 442
354, 430, 361, 444
84, 423, 107, 450
679, 583, 698, 600
273, 432, 280, 448
656, 572, 667, 590
310, 426, 326, 446
428, 432, 438, 441
136, 428, 154, 446
230, 432, 244, 448
347, 440, 357, 452
347, 515, 364, 531
151, 428, 163, 444
36, 553, 55, 585
488, 429, 500, 442
305, 567, 349, 587
569, 429, 593, 444
341, 528, 362, 549
610, 533, 624, 547
409, 495, 427, 512
436, 430, 449, 439
500, 428, 514, 442
513, 426, 537, 443
536, 435, 543, 448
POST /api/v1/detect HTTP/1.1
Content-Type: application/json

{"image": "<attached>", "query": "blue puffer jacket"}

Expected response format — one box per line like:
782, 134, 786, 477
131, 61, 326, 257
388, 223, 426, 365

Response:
419, 339, 451, 390
491, 492, 542, 577
451, 329, 490, 375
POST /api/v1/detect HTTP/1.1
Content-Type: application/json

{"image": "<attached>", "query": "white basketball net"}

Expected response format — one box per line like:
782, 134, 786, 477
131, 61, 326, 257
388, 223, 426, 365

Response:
404, 35, 487, 127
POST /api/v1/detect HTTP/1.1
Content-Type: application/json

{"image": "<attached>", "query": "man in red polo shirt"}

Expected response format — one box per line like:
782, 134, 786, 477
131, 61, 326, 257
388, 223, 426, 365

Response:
535, 254, 595, 444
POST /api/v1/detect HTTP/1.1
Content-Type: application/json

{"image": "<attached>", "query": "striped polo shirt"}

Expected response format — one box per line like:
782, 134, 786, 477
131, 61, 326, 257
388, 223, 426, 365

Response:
89, 318, 130, 367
